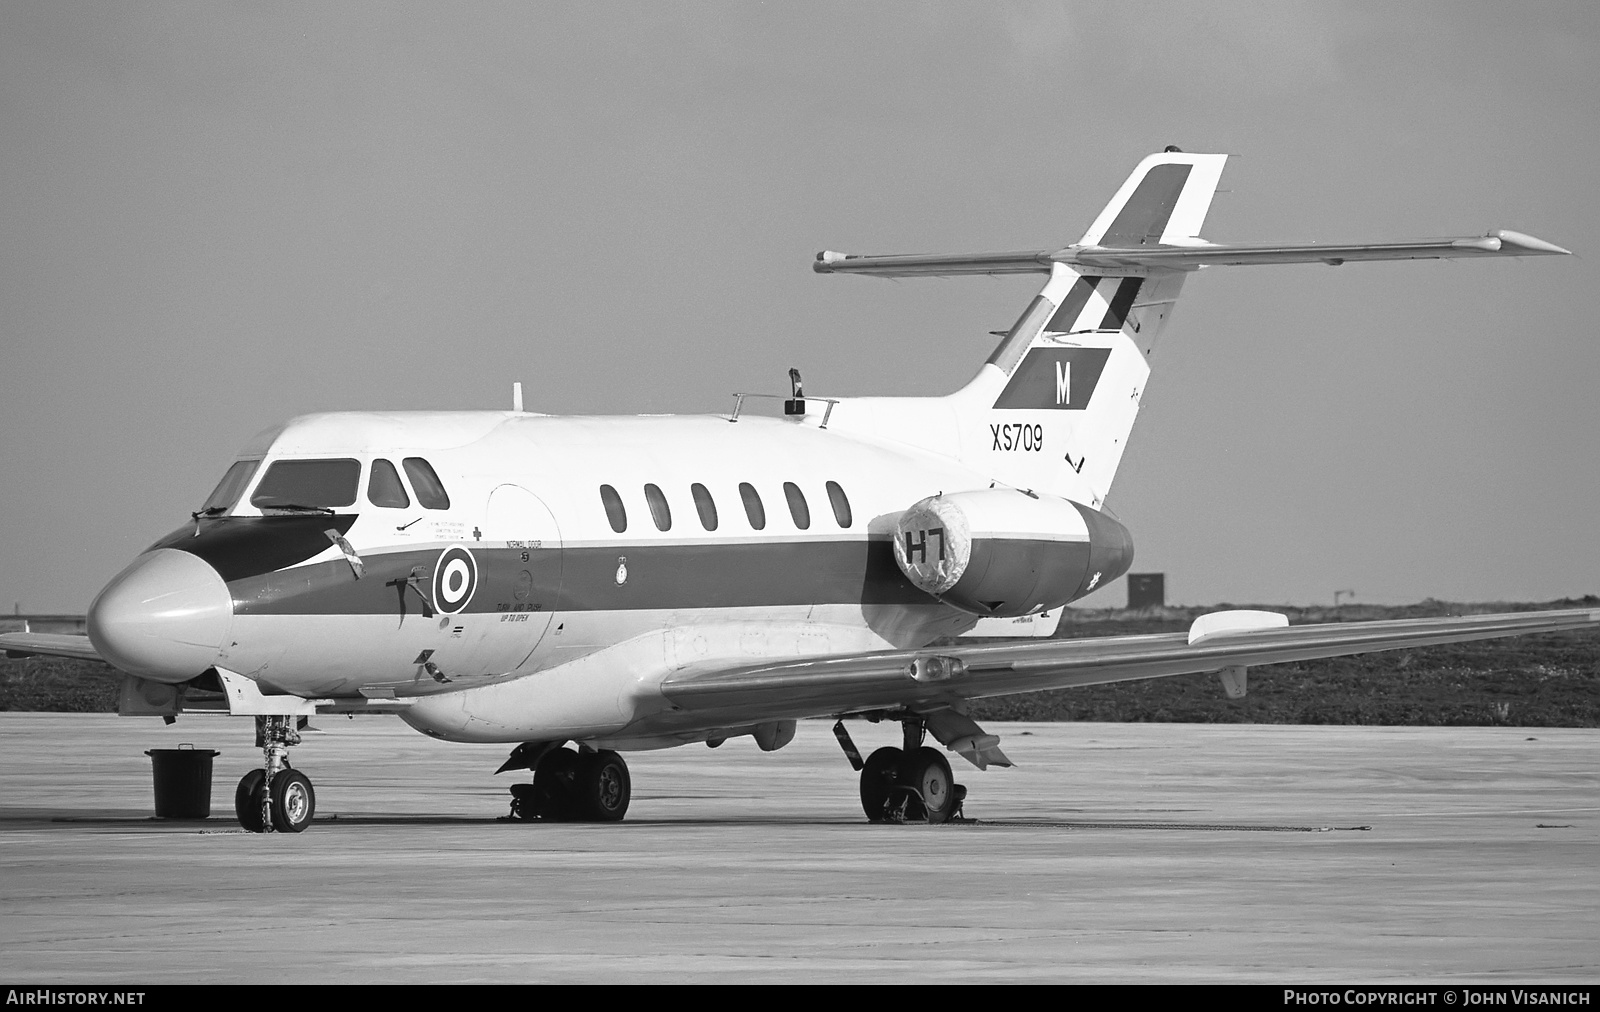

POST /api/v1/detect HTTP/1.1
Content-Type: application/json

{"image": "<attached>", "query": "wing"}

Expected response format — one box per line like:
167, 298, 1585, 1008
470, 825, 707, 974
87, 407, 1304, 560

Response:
660, 607, 1600, 720
812, 230, 1570, 277
0, 632, 104, 662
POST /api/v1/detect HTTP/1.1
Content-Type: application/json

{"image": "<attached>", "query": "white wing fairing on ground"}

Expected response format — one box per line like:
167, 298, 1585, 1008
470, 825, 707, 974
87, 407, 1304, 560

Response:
2, 149, 1584, 831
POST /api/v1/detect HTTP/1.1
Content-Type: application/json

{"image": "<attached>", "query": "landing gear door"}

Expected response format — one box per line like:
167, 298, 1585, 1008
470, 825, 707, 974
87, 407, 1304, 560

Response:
482, 484, 564, 669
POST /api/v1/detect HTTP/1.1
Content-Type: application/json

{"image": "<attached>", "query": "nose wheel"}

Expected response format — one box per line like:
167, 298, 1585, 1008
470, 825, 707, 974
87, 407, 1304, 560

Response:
234, 769, 267, 832
235, 715, 317, 833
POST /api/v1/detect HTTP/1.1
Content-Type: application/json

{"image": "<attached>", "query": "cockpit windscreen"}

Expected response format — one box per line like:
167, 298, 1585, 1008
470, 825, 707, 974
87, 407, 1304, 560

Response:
249, 458, 361, 510
199, 460, 261, 514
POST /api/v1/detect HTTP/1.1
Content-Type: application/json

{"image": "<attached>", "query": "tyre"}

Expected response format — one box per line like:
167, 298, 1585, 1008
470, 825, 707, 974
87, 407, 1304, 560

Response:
858, 746, 902, 823
531, 747, 581, 820
898, 746, 956, 824
269, 770, 316, 833
235, 770, 267, 833
574, 750, 630, 822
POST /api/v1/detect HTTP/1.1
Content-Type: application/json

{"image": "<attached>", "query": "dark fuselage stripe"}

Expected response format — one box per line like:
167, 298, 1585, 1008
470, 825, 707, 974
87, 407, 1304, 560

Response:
228, 538, 939, 616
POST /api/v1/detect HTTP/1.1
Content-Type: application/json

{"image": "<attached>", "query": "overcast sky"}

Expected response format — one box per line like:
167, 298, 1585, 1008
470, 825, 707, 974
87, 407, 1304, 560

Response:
3, 1, 1596, 612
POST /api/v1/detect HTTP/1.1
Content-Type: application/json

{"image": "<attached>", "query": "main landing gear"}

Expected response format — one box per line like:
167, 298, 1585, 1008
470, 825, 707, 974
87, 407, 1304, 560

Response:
838, 719, 967, 824
235, 715, 316, 833
505, 744, 631, 822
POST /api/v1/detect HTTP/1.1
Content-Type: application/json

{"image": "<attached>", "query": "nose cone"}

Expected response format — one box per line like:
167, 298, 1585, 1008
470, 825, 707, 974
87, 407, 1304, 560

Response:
89, 549, 233, 682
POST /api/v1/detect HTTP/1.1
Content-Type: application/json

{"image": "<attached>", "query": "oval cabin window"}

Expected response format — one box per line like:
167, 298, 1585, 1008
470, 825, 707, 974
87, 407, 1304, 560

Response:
599, 484, 627, 533
826, 481, 852, 528
739, 482, 766, 531
644, 483, 672, 531
691, 483, 718, 531
784, 482, 811, 530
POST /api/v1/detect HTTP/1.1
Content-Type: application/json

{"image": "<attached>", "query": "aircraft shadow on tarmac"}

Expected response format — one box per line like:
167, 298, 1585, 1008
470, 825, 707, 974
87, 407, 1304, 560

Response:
0, 807, 1368, 833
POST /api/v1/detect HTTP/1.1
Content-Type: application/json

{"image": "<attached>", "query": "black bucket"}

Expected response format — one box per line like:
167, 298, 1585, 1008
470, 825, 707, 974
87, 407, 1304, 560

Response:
145, 745, 220, 819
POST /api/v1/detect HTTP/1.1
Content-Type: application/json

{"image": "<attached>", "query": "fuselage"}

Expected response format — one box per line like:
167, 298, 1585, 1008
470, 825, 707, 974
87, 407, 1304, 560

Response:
85, 403, 1133, 744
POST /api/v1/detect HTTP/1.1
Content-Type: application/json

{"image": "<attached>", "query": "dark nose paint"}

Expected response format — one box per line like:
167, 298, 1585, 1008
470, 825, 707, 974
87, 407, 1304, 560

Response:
148, 514, 356, 582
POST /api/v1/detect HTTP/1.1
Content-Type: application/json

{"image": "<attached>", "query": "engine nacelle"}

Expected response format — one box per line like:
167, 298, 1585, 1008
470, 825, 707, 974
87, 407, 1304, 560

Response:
893, 489, 1133, 617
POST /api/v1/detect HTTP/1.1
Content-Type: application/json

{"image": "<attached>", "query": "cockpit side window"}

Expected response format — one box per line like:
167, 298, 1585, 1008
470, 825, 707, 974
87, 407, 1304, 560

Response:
402, 457, 451, 510
199, 460, 260, 514
368, 459, 411, 508
250, 458, 361, 509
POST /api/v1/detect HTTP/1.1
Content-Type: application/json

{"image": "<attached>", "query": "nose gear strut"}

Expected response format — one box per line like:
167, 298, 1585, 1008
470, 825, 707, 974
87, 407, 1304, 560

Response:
234, 715, 317, 833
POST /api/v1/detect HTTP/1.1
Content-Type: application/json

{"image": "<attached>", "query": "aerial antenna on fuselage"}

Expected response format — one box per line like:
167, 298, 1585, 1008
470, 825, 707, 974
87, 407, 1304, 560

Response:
513, 382, 524, 413
785, 368, 805, 416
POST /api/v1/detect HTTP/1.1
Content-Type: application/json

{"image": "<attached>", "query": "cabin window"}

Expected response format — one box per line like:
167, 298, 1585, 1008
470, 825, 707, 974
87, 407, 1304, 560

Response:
367, 459, 411, 509
784, 482, 811, 530
826, 481, 852, 528
644, 483, 672, 531
250, 458, 361, 510
199, 459, 260, 514
402, 458, 451, 510
599, 485, 627, 533
691, 483, 718, 531
739, 482, 766, 530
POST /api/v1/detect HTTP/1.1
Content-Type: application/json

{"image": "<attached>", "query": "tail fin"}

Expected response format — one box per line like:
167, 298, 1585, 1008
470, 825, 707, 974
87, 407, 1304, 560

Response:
950, 152, 1228, 507
815, 150, 1569, 508
812, 151, 1574, 509
1076, 150, 1227, 249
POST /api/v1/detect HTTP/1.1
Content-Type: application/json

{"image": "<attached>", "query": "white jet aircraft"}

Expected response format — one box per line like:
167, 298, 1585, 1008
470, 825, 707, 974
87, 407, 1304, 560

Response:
4, 148, 1591, 833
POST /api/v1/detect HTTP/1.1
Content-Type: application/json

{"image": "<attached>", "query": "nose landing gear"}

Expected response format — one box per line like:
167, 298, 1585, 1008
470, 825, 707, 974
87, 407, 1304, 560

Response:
235, 715, 317, 833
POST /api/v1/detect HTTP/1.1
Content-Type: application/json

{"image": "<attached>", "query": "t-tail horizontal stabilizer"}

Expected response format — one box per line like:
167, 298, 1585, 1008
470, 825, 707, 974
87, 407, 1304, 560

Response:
816, 147, 1566, 278
814, 227, 1569, 277
811, 150, 1571, 510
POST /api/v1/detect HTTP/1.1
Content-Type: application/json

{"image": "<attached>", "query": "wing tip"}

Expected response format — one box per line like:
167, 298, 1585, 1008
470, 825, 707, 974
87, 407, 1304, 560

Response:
1488, 229, 1571, 256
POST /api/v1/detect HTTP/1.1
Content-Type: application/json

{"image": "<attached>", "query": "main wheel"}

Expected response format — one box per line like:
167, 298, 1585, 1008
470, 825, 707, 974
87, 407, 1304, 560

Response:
573, 750, 630, 822
269, 770, 316, 833
531, 747, 581, 820
235, 770, 267, 833
859, 746, 903, 823
898, 747, 956, 824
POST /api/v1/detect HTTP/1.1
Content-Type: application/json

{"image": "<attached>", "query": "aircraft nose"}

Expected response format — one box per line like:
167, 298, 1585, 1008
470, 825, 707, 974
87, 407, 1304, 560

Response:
88, 549, 234, 682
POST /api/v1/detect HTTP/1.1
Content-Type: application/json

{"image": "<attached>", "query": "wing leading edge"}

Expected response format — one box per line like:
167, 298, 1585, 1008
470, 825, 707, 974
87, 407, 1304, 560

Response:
659, 608, 1600, 720
0, 632, 104, 661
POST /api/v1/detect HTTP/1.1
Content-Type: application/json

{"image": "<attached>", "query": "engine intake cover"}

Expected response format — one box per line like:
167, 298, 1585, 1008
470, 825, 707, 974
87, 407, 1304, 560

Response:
893, 489, 1132, 617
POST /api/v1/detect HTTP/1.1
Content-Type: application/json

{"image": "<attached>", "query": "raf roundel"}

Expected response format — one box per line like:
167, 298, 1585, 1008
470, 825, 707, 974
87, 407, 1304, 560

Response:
432, 545, 478, 615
